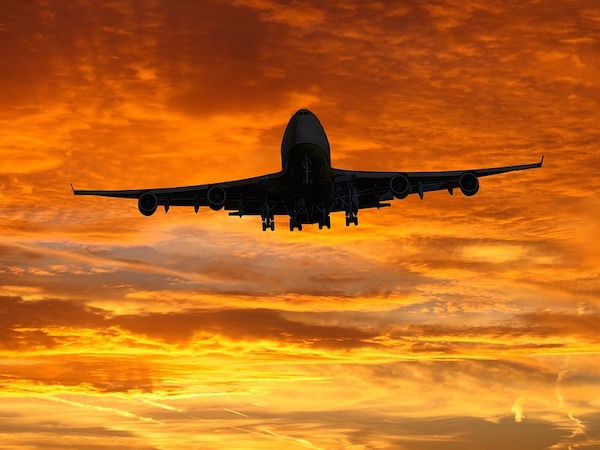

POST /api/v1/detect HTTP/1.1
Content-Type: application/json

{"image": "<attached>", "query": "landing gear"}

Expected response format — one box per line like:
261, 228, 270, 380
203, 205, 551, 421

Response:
318, 216, 331, 230
262, 216, 275, 232
345, 212, 358, 227
260, 196, 276, 232
337, 186, 359, 227
289, 218, 302, 231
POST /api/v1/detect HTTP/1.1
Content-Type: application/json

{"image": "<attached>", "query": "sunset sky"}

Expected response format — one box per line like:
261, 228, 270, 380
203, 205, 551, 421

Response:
1, 1, 600, 449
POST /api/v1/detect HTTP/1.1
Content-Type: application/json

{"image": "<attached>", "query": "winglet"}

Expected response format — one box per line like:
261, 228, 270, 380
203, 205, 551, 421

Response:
539, 155, 544, 167
70, 183, 75, 193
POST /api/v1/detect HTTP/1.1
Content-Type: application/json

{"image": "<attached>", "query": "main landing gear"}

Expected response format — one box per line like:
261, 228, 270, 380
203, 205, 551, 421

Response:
289, 217, 302, 231
318, 216, 331, 230
345, 211, 358, 227
262, 216, 275, 231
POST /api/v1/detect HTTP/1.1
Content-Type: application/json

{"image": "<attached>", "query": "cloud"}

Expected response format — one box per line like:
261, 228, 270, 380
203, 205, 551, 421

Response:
519, 312, 600, 339
0, 353, 155, 393
0, 295, 107, 350
0, 235, 427, 305
112, 307, 378, 349
512, 397, 524, 423
1, 1, 600, 448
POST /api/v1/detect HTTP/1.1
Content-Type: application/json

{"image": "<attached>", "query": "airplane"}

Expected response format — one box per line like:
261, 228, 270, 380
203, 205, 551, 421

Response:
73, 109, 543, 231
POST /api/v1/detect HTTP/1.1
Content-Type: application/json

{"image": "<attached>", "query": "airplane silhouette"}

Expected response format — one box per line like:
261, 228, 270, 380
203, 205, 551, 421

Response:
73, 109, 543, 231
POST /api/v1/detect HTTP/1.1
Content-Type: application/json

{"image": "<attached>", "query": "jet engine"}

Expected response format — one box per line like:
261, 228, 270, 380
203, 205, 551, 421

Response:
390, 174, 411, 199
207, 186, 227, 210
138, 192, 158, 216
459, 172, 479, 196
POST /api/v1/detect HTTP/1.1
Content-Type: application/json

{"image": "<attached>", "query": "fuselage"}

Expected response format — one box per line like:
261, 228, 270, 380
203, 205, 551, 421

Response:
280, 109, 335, 225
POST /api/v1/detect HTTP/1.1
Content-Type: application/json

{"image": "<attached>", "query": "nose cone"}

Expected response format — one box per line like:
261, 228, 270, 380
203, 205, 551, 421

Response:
294, 109, 314, 116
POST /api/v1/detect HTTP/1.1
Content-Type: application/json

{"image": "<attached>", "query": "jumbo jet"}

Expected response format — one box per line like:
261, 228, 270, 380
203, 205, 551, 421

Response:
73, 109, 543, 231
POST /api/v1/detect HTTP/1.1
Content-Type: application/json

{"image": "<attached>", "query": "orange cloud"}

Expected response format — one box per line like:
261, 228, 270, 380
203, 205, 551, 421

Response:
1, 0, 600, 448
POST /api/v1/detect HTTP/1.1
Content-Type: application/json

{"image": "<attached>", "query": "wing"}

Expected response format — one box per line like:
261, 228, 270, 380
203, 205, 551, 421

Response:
72, 171, 286, 217
332, 157, 544, 211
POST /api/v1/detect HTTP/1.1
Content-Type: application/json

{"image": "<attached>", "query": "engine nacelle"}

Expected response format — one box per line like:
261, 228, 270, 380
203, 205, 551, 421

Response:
138, 192, 158, 216
390, 174, 411, 199
207, 186, 227, 210
459, 172, 479, 196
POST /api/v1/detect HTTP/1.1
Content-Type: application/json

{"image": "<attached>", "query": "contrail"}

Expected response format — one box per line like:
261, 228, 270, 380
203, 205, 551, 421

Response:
140, 398, 186, 413
224, 408, 249, 417
137, 394, 324, 449
259, 427, 327, 450
44, 396, 164, 425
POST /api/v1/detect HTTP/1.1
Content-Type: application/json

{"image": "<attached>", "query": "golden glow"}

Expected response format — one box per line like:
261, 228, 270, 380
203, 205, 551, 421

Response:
1, 1, 599, 449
